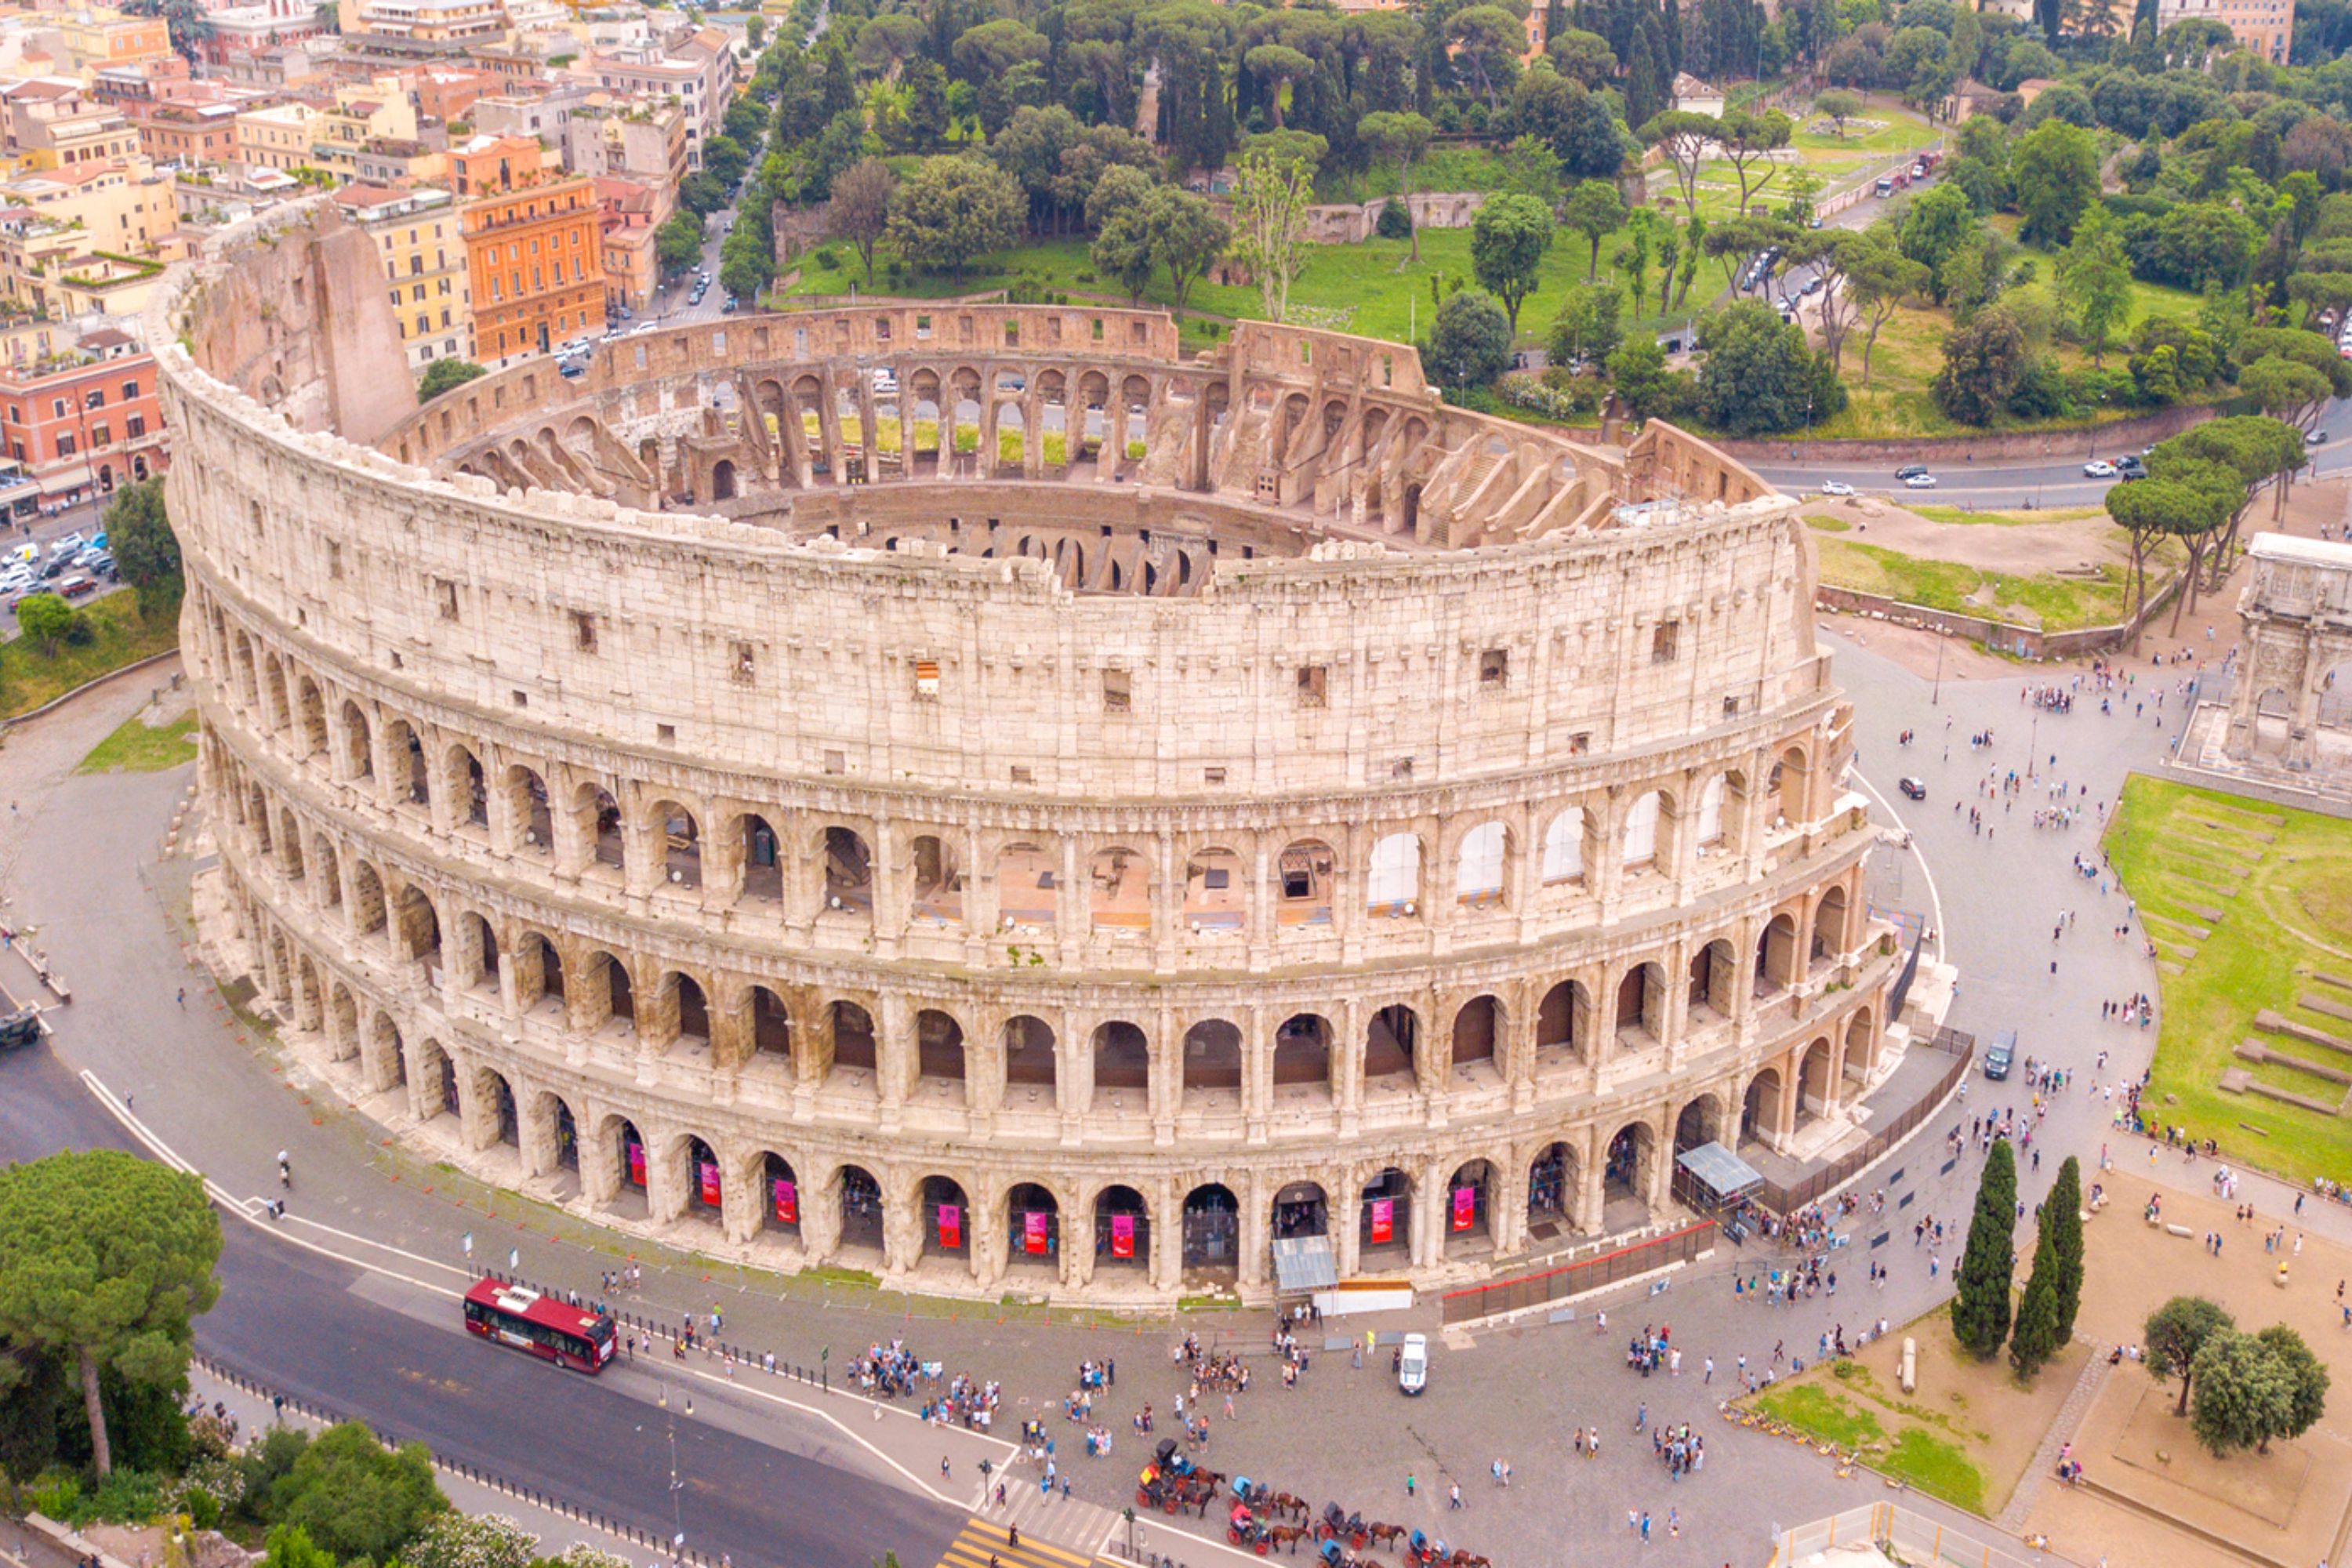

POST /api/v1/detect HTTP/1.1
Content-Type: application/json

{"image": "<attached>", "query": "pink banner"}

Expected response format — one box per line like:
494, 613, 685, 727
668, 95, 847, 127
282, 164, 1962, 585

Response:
1023, 1210, 1050, 1254
772, 1178, 797, 1225
626, 1140, 646, 1188
938, 1203, 962, 1250
1451, 1185, 1476, 1232
1111, 1213, 1135, 1258
1369, 1197, 1394, 1246
698, 1160, 721, 1207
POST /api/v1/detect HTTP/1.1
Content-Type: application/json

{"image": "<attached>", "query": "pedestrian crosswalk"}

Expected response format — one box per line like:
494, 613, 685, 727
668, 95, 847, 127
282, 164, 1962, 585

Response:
957, 1472, 1124, 1560
934, 1515, 1106, 1568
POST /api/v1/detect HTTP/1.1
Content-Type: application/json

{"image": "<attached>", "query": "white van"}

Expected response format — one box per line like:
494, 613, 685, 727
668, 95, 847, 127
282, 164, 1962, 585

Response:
1398, 1333, 1428, 1396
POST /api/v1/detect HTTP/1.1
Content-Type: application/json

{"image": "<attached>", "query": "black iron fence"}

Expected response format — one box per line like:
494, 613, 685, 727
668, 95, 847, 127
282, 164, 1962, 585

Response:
1748, 1029, 1974, 1215
1437, 1220, 1716, 1325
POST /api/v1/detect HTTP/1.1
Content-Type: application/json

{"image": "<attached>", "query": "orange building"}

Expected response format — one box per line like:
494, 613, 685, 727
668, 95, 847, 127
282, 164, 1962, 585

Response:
452, 135, 606, 362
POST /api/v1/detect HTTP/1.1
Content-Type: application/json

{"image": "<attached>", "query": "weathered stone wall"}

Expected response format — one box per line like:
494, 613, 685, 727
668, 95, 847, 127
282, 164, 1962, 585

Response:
153, 218, 1898, 1305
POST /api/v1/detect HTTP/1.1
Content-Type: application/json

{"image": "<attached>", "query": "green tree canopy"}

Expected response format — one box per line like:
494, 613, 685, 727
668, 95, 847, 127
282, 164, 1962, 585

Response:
1468, 194, 1562, 333
13, 592, 74, 654
1424, 289, 1515, 390
1814, 89, 1861, 137
655, 211, 705, 274
2145, 1295, 2235, 1417
0, 1149, 220, 1475
270, 1422, 447, 1562
104, 477, 179, 612
1605, 334, 1690, 423
2014, 119, 2100, 245
885, 156, 1025, 279
416, 358, 487, 404
828, 157, 898, 287
2254, 1325, 2329, 1447
1900, 183, 1979, 303
2058, 205, 2136, 365
1564, 180, 1628, 282
2045, 1156, 2085, 1345
2190, 1330, 2297, 1456
1693, 299, 1844, 437
1951, 1136, 2018, 1359
1932, 303, 2031, 426
1546, 282, 1624, 368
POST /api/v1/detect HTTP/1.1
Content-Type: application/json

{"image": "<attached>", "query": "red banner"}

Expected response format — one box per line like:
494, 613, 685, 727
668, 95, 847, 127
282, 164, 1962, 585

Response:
698, 1160, 721, 1207
626, 1140, 646, 1188
1451, 1186, 1476, 1232
1369, 1197, 1394, 1246
938, 1203, 961, 1250
1024, 1210, 1050, 1254
1111, 1213, 1135, 1258
772, 1178, 797, 1225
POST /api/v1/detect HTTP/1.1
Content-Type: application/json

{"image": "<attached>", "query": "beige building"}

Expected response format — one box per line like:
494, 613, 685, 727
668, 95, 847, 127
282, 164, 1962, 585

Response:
58, 9, 173, 78
2158, 0, 2294, 59
0, 155, 170, 248
561, 98, 685, 199
310, 78, 423, 181
156, 207, 1902, 1306
234, 100, 317, 172
332, 181, 470, 370
583, 29, 734, 168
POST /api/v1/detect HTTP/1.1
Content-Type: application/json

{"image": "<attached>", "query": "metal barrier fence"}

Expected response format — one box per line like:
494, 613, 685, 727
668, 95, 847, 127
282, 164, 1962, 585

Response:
188, 1350, 714, 1566
1750, 1031, 1976, 1216
1767, 1502, 2067, 1568
1436, 1220, 1715, 1325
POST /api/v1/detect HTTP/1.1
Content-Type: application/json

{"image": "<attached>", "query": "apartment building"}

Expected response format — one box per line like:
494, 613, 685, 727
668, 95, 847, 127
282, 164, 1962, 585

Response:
333, 181, 473, 369
310, 78, 421, 180
452, 134, 604, 361
234, 100, 315, 172
0, 322, 165, 506
584, 29, 734, 167
2158, 0, 2295, 59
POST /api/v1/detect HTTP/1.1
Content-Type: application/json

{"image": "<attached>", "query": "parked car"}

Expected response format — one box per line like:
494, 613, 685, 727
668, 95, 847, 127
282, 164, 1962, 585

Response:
1398, 1333, 1428, 1396
47, 531, 84, 557
559, 361, 586, 379
1898, 776, 1927, 800
1984, 1029, 2016, 1081
2083, 459, 2116, 477
1820, 479, 1855, 496
1903, 472, 1938, 489
2116, 454, 2147, 477
1894, 463, 1929, 480
722, 295, 739, 313
2307, 428, 2328, 445
56, 573, 96, 601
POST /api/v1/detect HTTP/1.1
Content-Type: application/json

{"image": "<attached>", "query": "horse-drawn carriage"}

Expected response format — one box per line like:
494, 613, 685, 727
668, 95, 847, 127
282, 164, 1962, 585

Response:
1137, 1439, 1222, 1515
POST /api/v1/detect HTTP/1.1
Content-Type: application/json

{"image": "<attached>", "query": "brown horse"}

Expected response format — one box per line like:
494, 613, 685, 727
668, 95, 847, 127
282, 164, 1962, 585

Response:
1265, 1525, 1308, 1555
1270, 1492, 1310, 1521
1364, 1523, 1406, 1548
1445, 1552, 1491, 1568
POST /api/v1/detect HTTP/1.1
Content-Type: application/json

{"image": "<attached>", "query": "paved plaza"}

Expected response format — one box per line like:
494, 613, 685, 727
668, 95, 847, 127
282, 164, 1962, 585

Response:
9, 499, 2352, 1568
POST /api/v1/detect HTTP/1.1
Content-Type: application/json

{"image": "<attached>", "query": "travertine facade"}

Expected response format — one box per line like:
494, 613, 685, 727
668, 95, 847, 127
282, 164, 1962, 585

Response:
2223, 534, 2352, 778
159, 205, 1897, 1302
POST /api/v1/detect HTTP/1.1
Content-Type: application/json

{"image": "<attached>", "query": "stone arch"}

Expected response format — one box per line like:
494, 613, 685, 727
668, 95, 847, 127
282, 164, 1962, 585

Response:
649, 798, 701, 889
837, 1162, 884, 1252
535, 1090, 581, 1174
327, 982, 359, 1062
292, 954, 324, 1033
1690, 936, 1737, 1019
275, 806, 305, 879
261, 654, 290, 734
1535, 978, 1588, 1063
735, 811, 783, 902
1090, 1181, 1150, 1272
1087, 844, 1150, 935
459, 911, 499, 992
1091, 1019, 1149, 1110
1180, 1018, 1243, 1094
673, 1132, 724, 1225
583, 948, 633, 1030
1772, 743, 1810, 823
1673, 1091, 1724, 1156
506, 764, 554, 852
515, 930, 564, 1013
1273, 1012, 1333, 1094
1603, 1119, 1656, 1203
1275, 837, 1336, 924
829, 999, 877, 1075
1004, 1179, 1062, 1269
753, 1149, 799, 1235
746, 984, 792, 1064
1445, 1157, 1497, 1248
711, 459, 737, 500
1181, 845, 1246, 935
917, 1173, 971, 1259
1798, 1036, 1835, 1121
1366, 831, 1421, 914
1364, 1002, 1420, 1083
906, 833, 961, 924
1622, 789, 1663, 868
449, 743, 488, 829
295, 677, 327, 757
915, 1007, 967, 1090
994, 839, 1056, 931
350, 859, 387, 938
393, 883, 441, 966
385, 716, 429, 807
1450, 993, 1503, 1075
1001, 1014, 1057, 1103
476, 1065, 519, 1148
601, 1115, 649, 1203
1843, 1007, 1877, 1094
1358, 1165, 1412, 1267
1454, 820, 1508, 908
1743, 1065, 1786, 1142
1813, 885, 1850, 959
408, 1035, 455, 1121
1614, 960, 1665, 1044
368, 1010, 405, 1094
576, 783, 624, 870
310, 835, 341, 907
1526, 1140, 1577, 1224
819, 825, 873, 915
1181, 1181, 1240, 1273
1757, 911, 1799, 989
664, 970, 712, 1048
339, 701, 372, 779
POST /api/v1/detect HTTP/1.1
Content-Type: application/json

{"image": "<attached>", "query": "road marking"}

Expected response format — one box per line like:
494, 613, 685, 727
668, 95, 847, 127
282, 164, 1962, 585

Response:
74, 1066, 1016, 1518
1849, 759, 1949, 969
937, 1519, 1094, 1568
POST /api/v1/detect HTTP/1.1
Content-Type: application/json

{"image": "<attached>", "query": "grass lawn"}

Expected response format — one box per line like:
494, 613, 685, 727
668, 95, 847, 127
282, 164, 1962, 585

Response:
1748, 1314, 2080, 1518
2107, 776, 2352, 1185
1813, 536, 2172, 632
76, 709, 197, 774
1805, 512, 1852, 532
1909, 504, 2110, 527
0, 590, 179, 720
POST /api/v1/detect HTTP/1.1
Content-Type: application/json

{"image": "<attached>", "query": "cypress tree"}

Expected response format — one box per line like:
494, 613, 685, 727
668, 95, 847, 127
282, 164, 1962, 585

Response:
1951, 1137, 2017, 1359
2046, 1156, 2085, 1345
2009, 1206, 2063, 1376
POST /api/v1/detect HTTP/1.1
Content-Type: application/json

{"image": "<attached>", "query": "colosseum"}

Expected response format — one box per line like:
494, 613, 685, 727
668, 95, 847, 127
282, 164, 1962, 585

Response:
161, 204, 1903, 1304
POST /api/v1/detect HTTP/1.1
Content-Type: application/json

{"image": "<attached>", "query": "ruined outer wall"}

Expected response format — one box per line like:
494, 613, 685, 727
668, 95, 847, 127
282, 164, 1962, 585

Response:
155, 234, 1897, 1304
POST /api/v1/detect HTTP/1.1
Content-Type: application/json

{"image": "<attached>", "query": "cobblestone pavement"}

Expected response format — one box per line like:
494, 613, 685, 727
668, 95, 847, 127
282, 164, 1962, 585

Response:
15, 599, 2352, 1568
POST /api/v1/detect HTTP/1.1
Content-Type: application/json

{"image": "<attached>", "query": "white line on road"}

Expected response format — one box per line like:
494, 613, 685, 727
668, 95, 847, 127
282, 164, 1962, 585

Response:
1849, 766, 1949, 969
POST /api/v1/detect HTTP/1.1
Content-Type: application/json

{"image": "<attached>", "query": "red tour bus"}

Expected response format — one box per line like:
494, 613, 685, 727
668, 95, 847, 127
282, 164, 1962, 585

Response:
462, 1279, 616, 1373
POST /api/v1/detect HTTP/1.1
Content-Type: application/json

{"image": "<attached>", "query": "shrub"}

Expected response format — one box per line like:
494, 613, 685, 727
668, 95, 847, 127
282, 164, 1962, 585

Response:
403, 1512, 539, 1568
1376, 200, 1414, 240
811, 245, 841, 271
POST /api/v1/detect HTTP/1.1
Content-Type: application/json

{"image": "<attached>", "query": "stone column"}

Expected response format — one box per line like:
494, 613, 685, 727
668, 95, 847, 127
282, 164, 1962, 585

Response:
1239, 1176, 1268, 1292
646, 1134, 686, 1224
1243, 1004, 1270, 1145
1152, 1004, 1178, 1148
720, 1151, 758, 1244
1247, 839, 1274, 974
1334, 1168, 1362, 1279
1576, 1137, 1606, 1235
875, 990, 910, 1133
803, 1173, 842, 1265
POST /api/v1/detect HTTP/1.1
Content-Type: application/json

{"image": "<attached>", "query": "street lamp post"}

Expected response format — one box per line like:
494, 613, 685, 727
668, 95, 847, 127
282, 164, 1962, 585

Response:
659, 1382, 691, 1561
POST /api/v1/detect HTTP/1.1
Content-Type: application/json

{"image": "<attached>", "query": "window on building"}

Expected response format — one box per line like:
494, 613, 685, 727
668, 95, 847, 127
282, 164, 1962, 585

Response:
125, 413, 145, 439
55, 433, 74, 457
90, 423, 109, 448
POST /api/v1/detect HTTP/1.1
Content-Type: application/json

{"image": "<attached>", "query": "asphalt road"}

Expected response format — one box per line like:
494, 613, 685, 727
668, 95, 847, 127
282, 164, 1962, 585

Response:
0, 1038, 965, 1568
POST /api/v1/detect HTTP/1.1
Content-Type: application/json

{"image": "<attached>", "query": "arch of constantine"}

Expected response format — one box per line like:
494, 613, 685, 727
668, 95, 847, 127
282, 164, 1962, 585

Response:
156, 202, 1899, 1302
